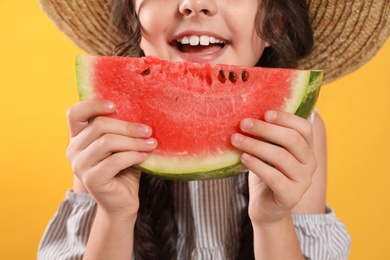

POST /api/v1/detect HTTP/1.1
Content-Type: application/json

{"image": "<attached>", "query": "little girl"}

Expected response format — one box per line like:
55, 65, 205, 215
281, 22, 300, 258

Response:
38, 0, 389, 259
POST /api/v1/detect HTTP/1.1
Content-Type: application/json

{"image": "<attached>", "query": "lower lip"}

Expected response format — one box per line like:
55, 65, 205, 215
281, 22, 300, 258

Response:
173, 45, 227, 63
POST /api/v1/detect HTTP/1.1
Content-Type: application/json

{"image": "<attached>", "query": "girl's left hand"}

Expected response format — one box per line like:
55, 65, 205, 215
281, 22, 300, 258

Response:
231, 110, 317, 225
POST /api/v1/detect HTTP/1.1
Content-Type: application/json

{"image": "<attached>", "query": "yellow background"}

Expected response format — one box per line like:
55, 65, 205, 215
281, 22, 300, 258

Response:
1, 1, 389, 259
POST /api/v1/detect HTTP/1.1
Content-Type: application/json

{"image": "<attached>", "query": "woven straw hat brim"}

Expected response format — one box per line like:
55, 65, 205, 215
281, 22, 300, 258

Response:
39, 0, 389, 84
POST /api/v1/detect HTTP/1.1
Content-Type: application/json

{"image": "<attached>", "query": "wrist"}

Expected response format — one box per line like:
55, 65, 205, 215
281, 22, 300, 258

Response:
96, 205, 138, 225
252, 214, 304, 260
252, 213, 293, 233
84, 205, 137, 259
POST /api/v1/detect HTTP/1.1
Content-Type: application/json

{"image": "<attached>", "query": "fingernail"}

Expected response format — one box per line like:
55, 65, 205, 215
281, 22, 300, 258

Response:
105, 101, 115, 111
145, 138, 156, 146
232, 133, 244, 143
242, 153, 252, 162
139, 124, 151, 135
265, 110, 277, 121
241, 118, 254, 130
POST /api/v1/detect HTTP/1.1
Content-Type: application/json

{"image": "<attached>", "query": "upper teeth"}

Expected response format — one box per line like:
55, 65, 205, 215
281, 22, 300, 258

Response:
177, 35, 224, 46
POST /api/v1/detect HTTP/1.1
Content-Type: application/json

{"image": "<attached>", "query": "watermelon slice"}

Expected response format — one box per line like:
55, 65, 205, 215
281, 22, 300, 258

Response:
76, 55, 322, 180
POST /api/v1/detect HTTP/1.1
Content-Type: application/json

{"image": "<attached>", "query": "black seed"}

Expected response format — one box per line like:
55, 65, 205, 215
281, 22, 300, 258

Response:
218, 69, 226, 83
219, 69, 225, 79
242, 70, 248, 81
229, 71, 237, 82
142, 68, 150, 75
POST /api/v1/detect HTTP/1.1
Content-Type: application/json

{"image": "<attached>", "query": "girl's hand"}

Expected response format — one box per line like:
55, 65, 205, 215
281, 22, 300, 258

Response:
66, 100, 157, 219
231, 110, 317, 224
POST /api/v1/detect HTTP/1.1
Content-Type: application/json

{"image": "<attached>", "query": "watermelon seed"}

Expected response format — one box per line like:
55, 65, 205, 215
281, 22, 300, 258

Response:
219, 69, 225, 78
229, 71, 237, 82
218, 69, 226, 83
142, 68, 150, 75
241, 70, 248, 81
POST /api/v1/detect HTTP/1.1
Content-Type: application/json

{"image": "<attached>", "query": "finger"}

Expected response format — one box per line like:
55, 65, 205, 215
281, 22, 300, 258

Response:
81, 151, 148, 188
243, 155, 291, 197
81, 133, 157, 164
67, 100, 116, 137
231, 133, 301, 180
239, 113, 314, 164
74, 116, 153, 151
245, 161, 304, 208
264, 110, 314, 149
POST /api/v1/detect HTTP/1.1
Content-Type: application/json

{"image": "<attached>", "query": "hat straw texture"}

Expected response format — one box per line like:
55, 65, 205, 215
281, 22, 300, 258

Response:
300, 0, 390, 83
39, 0, 389, 84
40, 0, 122, 55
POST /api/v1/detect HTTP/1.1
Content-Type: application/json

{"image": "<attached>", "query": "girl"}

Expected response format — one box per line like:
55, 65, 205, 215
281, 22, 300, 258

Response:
38, 0, 389, 259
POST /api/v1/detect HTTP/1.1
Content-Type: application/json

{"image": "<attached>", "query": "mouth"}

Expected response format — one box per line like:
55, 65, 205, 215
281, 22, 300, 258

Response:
173, 35, 226, 54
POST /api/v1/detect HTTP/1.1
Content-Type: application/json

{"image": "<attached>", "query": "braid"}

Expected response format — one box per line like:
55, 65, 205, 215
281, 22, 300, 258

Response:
133, 173, 178, 260
236, 172, 255, 260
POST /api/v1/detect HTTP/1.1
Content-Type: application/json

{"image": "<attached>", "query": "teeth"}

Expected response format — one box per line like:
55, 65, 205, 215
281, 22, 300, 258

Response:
199, 35, 209, 46
190, 35, 199, 46
181, 36, 190, 44
178, 35, 224, 46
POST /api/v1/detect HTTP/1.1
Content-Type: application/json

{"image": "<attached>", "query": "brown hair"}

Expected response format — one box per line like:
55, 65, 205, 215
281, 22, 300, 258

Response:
109, 0, 313, 259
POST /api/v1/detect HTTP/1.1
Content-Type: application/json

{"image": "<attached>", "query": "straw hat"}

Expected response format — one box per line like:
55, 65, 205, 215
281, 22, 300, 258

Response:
39, 0, 389, 84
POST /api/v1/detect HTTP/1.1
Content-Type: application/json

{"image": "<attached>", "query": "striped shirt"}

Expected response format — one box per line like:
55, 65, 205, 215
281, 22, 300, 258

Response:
38, 174, 351, 260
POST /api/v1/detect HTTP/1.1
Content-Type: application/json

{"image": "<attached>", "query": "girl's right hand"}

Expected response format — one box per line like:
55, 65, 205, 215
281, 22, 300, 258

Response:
66, 100, 157, 219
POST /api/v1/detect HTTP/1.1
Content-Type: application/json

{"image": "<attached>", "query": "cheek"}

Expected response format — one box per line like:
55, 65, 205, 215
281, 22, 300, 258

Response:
253, 34, 267, 53
138, 8, 159, 36
137, 5, 172, 49
236, 35, 266, 66
138, 12, 161, 53
234, 24, 266, 65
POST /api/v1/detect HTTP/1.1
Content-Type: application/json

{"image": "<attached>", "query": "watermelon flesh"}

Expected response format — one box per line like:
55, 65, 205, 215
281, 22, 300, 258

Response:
76, 55, 322, 180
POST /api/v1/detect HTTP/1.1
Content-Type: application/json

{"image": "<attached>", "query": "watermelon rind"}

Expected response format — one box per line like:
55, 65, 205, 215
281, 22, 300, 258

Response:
294, 71, 323, 118
135, 150, 244, 180
76, 55, 96, 100
282, 70, 322, 117
135, 161, 248, 181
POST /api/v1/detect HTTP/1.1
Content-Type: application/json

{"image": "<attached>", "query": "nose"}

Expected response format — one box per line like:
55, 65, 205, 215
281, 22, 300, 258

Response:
179, 0, 217, 16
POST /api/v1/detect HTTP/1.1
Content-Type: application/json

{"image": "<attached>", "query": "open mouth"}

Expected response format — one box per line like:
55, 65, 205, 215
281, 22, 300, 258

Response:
174, 35, 226, 54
